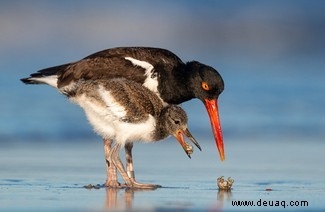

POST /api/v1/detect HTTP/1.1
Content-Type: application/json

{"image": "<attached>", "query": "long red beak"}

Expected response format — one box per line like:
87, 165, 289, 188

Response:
204, 99, 225, 161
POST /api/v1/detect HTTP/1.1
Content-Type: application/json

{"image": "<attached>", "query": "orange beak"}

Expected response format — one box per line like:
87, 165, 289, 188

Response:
175, 130, 191, 158
175, 129, 200, 159
204, 99, 225, 161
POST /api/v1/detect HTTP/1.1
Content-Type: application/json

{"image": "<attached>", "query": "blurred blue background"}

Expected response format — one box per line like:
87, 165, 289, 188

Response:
1, 0, 325, 144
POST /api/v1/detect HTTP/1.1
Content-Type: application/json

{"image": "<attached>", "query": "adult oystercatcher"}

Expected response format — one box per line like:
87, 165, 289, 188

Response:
21, 47, 225, 186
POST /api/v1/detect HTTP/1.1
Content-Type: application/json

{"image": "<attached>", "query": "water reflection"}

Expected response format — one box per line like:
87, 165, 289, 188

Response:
104, 187, 233, 210
216, 190, 232, 210
104, 187, 156, 209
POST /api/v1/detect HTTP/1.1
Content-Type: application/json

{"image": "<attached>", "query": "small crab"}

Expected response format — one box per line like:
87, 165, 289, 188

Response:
217, 176, 234, 190
183, 141, 194, 158
185, 142, 193, 155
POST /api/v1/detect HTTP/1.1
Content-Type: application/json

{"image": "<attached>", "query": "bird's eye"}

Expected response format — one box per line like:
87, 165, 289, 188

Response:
174, 120, 180, 125
201, 82, 209, 91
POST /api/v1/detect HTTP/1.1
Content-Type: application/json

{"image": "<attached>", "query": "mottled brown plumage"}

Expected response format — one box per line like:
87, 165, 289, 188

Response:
68, 78, 201, 188
72, 78, 163, 123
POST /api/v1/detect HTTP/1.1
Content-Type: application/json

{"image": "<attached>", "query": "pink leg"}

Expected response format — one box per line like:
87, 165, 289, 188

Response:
103, 138, 124, 188
110, 143, 133, 187
125, 143, 135, 179
125, 143, 161, 188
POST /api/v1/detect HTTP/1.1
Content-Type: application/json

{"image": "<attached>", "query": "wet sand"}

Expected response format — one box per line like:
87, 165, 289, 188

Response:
1, 138, 325, 211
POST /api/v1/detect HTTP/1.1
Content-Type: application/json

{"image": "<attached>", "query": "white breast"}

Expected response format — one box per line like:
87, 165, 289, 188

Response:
115, 115, 156, 146
73, 93, 117, 139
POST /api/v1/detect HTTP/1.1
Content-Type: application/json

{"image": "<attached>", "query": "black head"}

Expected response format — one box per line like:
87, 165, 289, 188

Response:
185, 61, 225, 161
186, 61, 224, 101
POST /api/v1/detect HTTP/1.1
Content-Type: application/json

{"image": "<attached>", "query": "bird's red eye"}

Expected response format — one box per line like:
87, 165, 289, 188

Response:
201, 82, 209, 91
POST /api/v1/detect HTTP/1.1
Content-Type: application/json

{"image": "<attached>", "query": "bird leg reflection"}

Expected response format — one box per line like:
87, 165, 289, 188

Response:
105, 188, 119, 208
105, 187, 157, 209
105, 187, 135, 209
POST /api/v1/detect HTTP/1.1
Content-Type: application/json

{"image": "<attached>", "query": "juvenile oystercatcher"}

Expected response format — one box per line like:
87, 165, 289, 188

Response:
21, 47, 225, 186
66, 78, 201, 188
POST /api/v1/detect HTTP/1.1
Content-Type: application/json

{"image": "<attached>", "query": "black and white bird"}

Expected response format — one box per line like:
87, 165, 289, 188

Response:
67, 78, 200, 188
21, 47, 225, 187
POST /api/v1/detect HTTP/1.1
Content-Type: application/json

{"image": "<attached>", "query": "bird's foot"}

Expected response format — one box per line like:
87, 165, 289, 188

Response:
105, 180, 127, 188
130, 179, 161, 189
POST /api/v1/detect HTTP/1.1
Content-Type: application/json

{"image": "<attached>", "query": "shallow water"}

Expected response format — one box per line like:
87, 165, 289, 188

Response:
1, 138, 324, 211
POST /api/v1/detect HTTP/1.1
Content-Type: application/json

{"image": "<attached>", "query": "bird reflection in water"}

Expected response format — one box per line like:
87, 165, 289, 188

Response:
105, 187, 156, 209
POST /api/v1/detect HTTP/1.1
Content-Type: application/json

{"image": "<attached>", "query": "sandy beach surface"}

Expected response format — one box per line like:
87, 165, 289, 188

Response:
1, 138, 324, 211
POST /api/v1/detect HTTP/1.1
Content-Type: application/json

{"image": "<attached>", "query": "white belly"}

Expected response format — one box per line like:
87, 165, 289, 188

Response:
115, 115, 156, 146
72, 93, 156, 146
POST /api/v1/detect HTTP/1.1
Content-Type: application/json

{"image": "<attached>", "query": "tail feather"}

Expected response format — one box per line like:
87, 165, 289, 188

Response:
20, 77, 43, 84
20, 63, 71, 86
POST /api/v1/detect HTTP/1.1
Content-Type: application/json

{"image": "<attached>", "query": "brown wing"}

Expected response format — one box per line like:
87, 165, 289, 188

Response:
57, 56, 146, 88
29, 47, 185, 95
106, 78, 164, 123
52, 47, 184, 87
